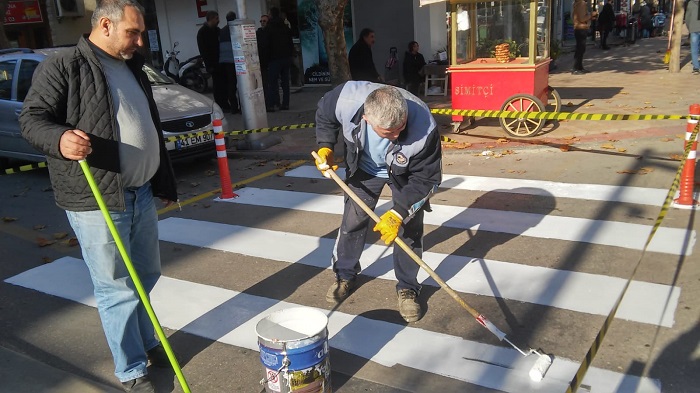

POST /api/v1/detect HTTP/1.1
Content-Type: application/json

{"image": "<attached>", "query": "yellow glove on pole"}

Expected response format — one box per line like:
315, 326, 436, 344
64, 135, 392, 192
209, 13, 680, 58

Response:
315, 147, 338, 178
373, 210, 403, 245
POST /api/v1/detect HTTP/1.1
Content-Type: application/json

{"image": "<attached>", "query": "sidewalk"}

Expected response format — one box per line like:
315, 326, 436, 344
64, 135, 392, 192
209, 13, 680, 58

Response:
226, 33, 697, 159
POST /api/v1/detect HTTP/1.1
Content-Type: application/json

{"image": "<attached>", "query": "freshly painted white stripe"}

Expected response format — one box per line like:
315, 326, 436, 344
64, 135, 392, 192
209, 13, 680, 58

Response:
5, 257, 661, 393
284, 166, 669, 206
219, 187, 695, 256
157, 217, 679, 327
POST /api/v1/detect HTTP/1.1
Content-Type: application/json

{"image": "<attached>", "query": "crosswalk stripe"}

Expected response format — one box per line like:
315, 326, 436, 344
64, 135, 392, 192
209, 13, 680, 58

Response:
219, 187, 695, 256
285, 166, 670, 206
4, 257, 662, 393
158, 217, 679, 327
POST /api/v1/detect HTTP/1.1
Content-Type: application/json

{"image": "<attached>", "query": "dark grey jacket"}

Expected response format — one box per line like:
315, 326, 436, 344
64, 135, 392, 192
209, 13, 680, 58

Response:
19, 37, 177, 211
315, 81, 442, 219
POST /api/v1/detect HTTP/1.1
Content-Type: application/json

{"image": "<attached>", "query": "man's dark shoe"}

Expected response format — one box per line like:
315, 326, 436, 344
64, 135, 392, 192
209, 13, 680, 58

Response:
397, 289, 422, 323
121, 376, 155, 393
693, 68, 700, 75
326, 278, 356, 303
147, 343, 175, 368
571, 70, 585, 75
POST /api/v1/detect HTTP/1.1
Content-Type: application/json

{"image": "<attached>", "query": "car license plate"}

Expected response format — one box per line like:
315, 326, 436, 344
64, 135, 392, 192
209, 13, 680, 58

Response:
175, 133, 214, 150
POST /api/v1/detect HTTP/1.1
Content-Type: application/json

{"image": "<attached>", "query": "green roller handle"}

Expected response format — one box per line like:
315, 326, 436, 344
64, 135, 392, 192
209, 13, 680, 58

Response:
79, 160, 191, 393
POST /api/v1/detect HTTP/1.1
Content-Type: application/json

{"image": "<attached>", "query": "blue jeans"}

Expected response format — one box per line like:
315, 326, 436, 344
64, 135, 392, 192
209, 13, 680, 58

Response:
66, 183, 161, 382
691, 31, 700, 71
331, 170, 423, 293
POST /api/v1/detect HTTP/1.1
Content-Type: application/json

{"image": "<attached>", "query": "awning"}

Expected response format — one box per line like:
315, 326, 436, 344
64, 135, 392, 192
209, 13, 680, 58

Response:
419, 0, 448, 6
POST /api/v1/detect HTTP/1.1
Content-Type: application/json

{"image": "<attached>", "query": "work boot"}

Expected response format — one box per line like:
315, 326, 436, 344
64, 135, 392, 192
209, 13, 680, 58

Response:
397, 289, 422, 323
121, 376, 155, 393
326, 278, 356, 303
147, 343, 176, 368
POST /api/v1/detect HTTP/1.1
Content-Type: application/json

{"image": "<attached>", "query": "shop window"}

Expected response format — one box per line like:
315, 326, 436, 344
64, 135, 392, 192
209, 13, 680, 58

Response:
0, 60, 17, 100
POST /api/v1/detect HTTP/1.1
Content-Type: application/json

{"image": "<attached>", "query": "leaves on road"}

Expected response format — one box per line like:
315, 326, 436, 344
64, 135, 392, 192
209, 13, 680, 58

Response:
2, 217, 18, 222
52, 232, 68, 239
36, 237, 56, 247
617, 167, 654, 175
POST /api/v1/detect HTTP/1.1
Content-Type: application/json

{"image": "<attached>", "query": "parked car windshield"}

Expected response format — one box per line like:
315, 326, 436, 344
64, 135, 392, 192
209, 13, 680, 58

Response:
143, 63, 174, 85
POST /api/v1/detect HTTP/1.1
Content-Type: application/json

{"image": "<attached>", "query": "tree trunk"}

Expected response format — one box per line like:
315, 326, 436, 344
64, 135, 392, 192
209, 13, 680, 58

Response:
0, 0, 10, 49
316, 0, 351, 85
669, 0, 685, 73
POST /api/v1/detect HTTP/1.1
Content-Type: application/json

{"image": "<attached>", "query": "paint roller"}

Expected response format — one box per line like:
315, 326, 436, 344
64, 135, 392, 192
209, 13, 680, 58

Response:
312, 151, 553, 381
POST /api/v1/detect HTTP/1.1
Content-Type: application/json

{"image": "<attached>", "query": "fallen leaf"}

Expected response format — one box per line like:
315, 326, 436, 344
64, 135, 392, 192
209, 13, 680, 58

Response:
33, 224, 46, 230
36, 237, 56, 247
566, 102, 574, 107
2, 217, 17, 222
617, 148, 627, 152
644, 101, 651, 104
53, 232, 68, 239
66, 237, 79, 247
600, 143, 616, 149
496, 138, 510, 144
559, 144, 572, 152
41, 257, 52, 264
584, 103, 595, 107
608, 139, 619, 142
501, 150, 515, 155
563, 136, 580, 141
203, 203, 211, 208
660, 138, 675, 142
669, 154, 684, 161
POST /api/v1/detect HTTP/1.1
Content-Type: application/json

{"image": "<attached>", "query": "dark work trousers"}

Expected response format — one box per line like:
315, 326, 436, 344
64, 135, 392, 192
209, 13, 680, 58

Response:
221, 63, 239, 112
211, 65, 230, 110
331, 169, 423, 293
267, 57, 291, 108
600, 29, 610, 48
573, 29, 588, 71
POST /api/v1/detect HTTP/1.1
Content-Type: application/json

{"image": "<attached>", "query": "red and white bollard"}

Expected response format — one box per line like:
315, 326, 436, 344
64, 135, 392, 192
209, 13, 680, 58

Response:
673, 104, 700, 209
213, 119, 237, 200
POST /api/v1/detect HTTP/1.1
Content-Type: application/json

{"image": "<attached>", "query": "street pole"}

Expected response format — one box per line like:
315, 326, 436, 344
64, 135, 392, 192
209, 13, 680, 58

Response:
230, 1, 281, 149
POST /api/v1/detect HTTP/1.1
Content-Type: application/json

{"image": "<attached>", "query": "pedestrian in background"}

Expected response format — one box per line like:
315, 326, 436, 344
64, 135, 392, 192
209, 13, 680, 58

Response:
314, 82, 442, 323
257, 14, 270, 100
265, 7, 294, 112
572, 0, 597, 74
19, 0, 178, 391
598, 0, 616, 50
219, 11, 240, 113
403, 41, 426, 96
685, 0, 700, 74
349, 28, 382, 82
197, 10, 229, 111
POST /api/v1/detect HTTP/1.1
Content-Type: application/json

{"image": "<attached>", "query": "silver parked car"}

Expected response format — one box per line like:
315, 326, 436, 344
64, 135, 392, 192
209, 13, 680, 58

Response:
0, 47, 228, 167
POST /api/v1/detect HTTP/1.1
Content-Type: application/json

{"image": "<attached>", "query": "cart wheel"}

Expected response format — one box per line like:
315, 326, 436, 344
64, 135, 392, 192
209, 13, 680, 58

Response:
499, 94, 545, 137
546, 86, 561, 114
545, 86, 562, 125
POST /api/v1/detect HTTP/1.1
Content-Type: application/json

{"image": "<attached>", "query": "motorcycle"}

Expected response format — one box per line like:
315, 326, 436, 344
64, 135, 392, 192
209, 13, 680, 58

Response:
163, 42, 209, 93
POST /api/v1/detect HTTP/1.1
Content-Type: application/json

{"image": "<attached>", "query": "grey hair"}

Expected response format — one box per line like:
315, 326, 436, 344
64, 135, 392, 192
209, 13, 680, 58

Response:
91, 0, 145, 28
364, 86, 408, 129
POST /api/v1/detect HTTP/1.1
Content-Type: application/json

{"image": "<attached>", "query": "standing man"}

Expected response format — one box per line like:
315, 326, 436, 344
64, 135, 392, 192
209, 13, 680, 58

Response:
257, 14, 270, 101
597, 0, 615, 50
197, 10, 229, 111
314, 82, 442, 323
572, 0, 597, 74
19, 0, 178, 392
266, 7, 294, 112
685, 0, 700, 74
348, 28, 382, 82
219, 11, 240, 113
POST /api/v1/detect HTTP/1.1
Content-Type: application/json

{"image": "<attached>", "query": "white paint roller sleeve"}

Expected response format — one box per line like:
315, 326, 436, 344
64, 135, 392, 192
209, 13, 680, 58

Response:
529, 354, 554, 382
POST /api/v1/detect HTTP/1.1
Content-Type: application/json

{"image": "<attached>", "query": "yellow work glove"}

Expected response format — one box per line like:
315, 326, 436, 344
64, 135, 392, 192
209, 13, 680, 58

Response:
373, 210, 403, 245
315, 147, 338, 178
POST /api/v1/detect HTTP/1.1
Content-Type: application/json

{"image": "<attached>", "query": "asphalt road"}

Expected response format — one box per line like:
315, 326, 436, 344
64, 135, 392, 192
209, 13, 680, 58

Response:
1, 129, 698, 392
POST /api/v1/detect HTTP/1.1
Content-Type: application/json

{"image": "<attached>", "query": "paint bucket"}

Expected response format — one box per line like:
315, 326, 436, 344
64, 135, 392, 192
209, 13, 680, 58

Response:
256, 307, 331, 393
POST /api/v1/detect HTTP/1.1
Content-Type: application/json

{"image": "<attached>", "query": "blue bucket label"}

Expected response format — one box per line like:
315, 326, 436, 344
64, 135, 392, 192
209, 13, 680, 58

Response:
259, 338, 327, 370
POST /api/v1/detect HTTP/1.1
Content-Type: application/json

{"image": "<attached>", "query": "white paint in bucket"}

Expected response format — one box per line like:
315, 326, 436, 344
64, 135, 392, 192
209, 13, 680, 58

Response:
256, 307, 331, 393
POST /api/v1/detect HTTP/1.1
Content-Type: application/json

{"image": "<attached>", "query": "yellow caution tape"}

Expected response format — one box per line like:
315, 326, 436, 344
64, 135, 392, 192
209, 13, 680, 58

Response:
565, 122, 699, 393
431, 108, 688, 121
1, 161, 47, 176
